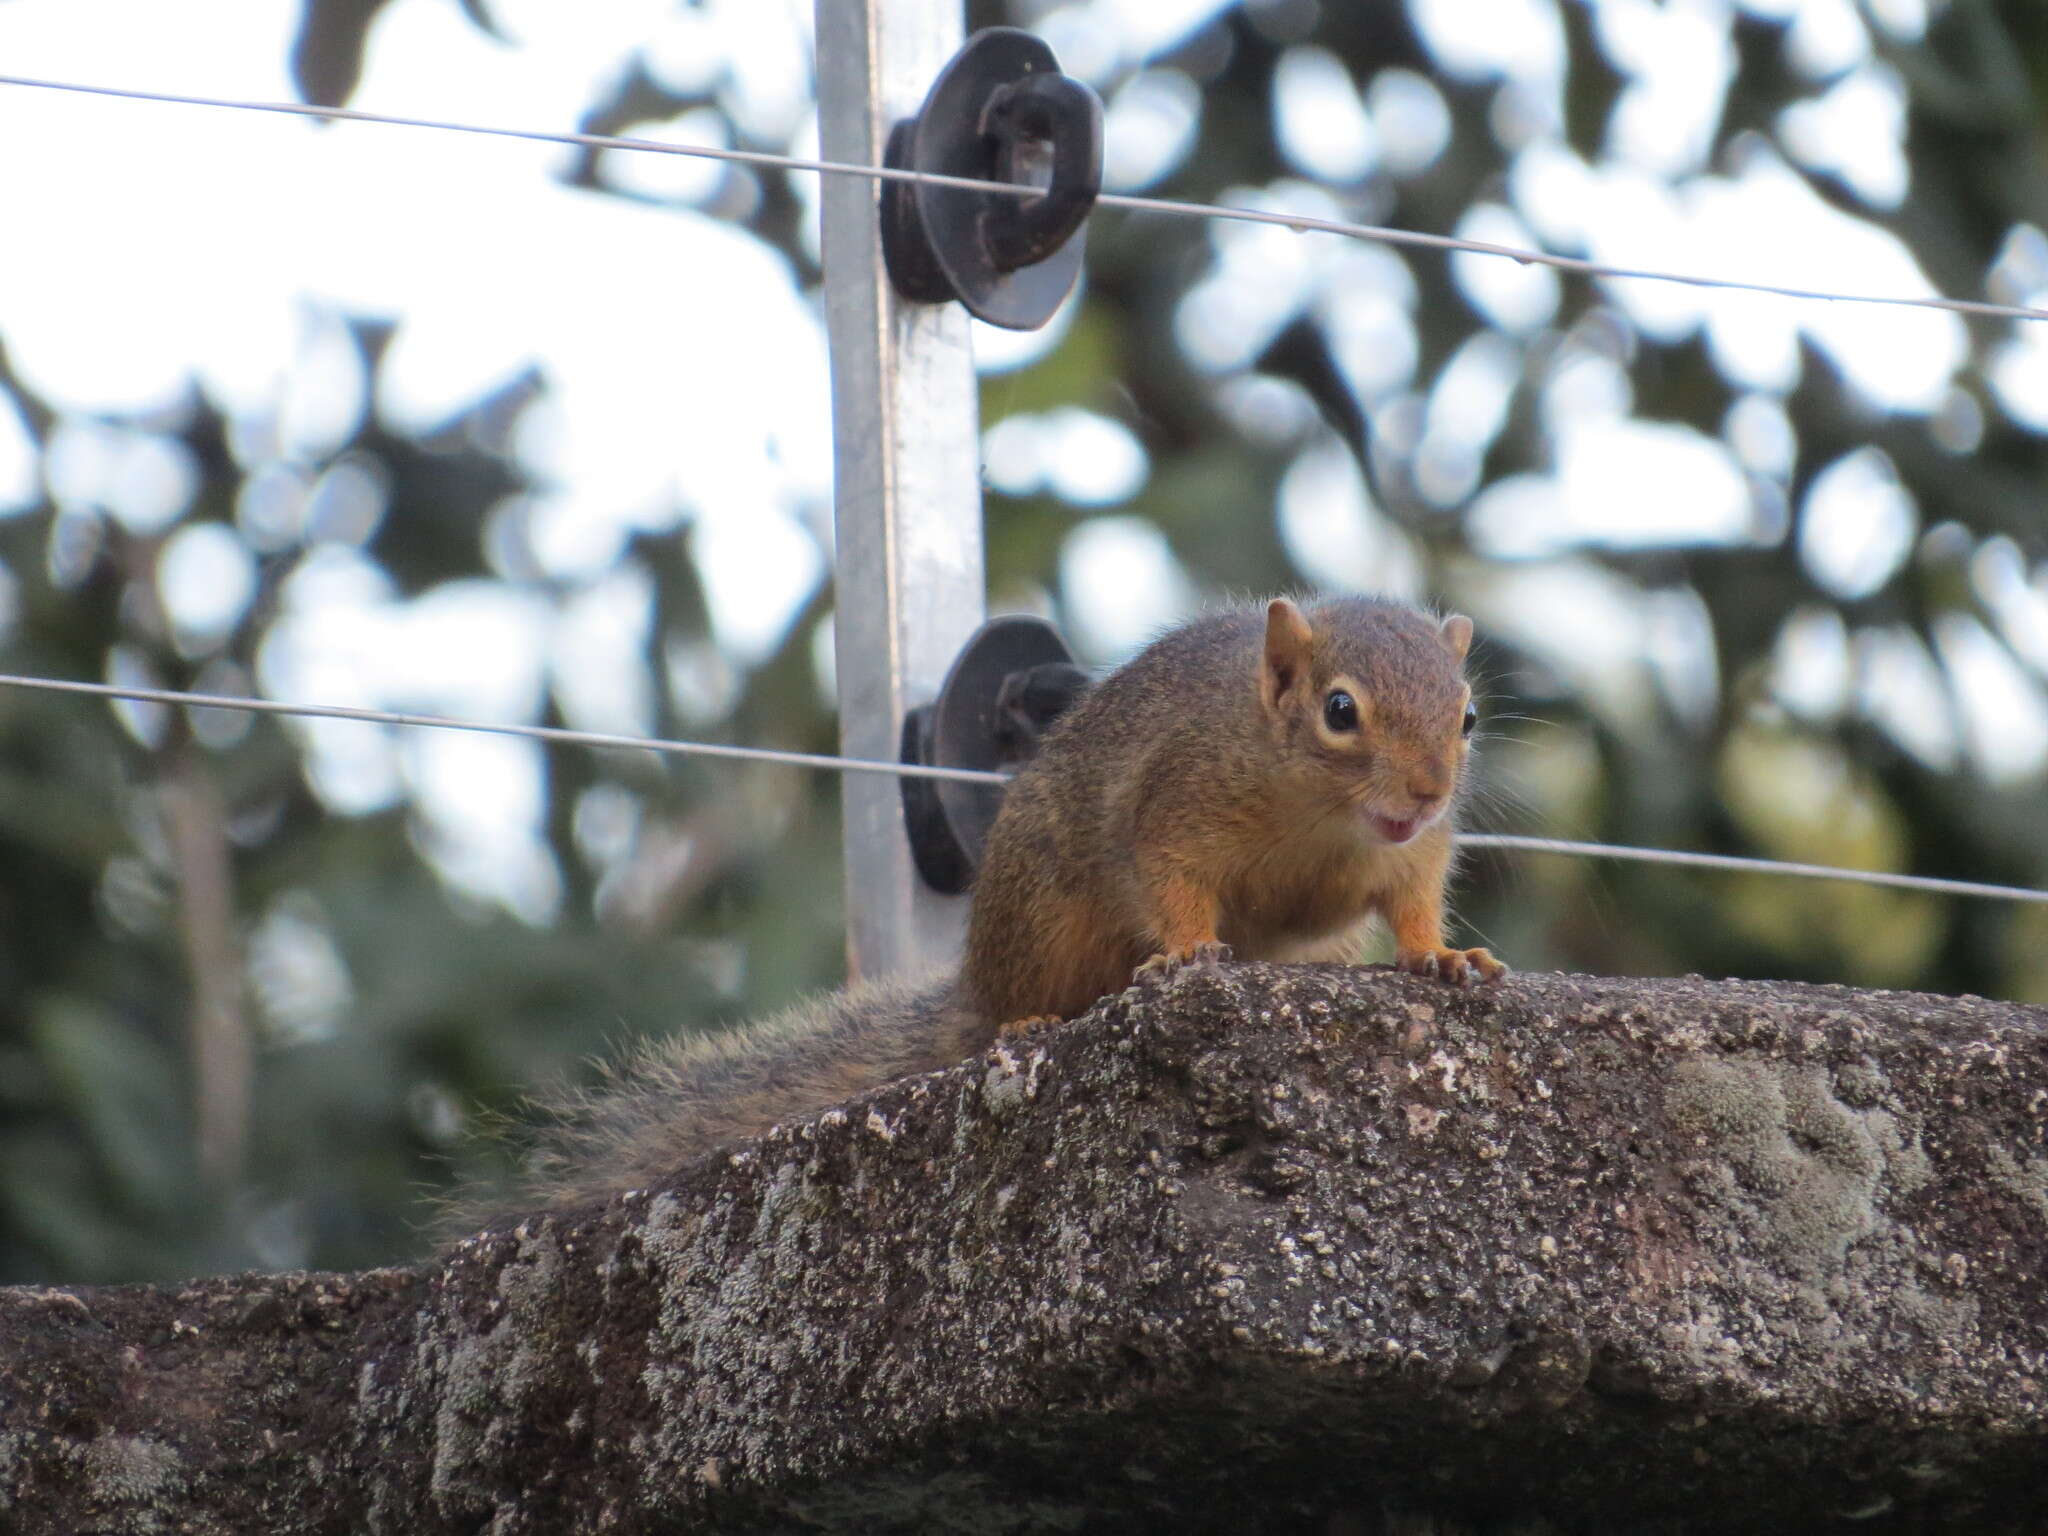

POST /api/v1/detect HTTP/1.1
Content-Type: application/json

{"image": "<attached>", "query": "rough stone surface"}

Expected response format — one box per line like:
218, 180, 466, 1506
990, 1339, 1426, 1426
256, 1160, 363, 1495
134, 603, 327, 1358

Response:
2, 965, 2046, 1533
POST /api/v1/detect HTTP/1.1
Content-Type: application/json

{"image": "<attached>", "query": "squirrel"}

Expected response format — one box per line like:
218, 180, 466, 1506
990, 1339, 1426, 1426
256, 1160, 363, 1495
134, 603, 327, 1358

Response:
962, 595, 1503, 1027
477, 596, 1501, 1219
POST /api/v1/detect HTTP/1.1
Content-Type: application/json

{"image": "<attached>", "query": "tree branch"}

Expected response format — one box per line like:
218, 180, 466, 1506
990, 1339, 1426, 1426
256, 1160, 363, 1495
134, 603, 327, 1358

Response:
160, 742, 250, 1187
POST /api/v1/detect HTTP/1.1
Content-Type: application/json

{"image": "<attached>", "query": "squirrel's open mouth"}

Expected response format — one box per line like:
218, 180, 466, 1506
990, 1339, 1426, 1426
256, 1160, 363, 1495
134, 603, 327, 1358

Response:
1368, 812, 1423, 844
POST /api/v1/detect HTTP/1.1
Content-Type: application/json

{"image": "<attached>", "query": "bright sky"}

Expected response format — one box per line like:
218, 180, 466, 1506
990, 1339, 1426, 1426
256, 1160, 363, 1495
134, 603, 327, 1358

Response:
0, 0, 2041, 923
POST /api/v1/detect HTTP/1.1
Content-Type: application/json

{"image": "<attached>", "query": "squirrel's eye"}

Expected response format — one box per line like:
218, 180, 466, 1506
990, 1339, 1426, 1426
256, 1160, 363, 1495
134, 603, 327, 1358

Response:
1323, 690, 1359, 733
1461, 701, 1478, 738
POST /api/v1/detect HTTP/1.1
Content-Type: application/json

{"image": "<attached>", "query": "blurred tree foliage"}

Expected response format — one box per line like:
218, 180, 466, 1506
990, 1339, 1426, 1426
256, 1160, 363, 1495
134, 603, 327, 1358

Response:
1, 0, 2044, 1284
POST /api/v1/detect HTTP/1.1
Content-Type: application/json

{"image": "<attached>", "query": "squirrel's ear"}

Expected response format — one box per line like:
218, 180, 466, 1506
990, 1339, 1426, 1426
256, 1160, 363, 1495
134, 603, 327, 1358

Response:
1438, 614, 1473, 661
1263, 598, 1315, 712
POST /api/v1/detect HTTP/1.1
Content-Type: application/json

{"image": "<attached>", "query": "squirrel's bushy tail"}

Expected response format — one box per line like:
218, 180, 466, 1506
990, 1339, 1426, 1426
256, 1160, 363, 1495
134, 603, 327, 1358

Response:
441, 975, 968, 1236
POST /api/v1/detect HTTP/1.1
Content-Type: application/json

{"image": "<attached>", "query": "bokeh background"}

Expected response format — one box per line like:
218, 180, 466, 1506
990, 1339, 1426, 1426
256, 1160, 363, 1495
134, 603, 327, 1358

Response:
1, 0, 2044, 1284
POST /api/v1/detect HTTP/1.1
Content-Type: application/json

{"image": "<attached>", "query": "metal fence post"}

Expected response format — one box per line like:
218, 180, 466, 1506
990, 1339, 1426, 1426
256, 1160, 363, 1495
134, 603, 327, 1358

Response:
814, 0, 985, 978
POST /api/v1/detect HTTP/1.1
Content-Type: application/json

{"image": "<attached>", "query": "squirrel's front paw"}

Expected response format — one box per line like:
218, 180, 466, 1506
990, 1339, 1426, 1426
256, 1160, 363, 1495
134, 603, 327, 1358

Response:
1132, 940, 1233, 988
996, 1013, 1063, 1039
1396, 946, 1507, 986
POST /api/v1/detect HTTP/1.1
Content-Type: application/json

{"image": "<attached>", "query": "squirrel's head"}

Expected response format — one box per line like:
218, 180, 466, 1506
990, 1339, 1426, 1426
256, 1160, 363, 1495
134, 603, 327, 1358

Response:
1258, 596, 1476, 845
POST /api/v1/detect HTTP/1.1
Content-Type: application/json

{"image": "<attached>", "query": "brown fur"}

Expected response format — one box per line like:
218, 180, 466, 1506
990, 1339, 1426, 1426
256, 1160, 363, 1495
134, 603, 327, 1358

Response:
456, 975, 972, 1225
961, 595, 1503, 1033
455, 596, 1500, 1228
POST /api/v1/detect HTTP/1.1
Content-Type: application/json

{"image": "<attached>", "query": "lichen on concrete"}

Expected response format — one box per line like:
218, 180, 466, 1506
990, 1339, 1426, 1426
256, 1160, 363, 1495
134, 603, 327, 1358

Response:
1987, 1143, 2048, 1224
1665, 1056, 1893, 1274
81, 1431, 183, 1508
2, 966, 2047, 1533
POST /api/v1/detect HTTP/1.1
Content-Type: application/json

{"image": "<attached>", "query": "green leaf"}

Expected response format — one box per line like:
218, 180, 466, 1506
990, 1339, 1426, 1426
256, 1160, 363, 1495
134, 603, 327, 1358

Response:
29, 994, 193, 1217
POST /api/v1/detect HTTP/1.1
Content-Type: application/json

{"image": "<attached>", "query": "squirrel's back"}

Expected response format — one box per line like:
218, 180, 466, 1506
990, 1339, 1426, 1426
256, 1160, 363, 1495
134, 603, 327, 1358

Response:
1009, 597, 1468, 840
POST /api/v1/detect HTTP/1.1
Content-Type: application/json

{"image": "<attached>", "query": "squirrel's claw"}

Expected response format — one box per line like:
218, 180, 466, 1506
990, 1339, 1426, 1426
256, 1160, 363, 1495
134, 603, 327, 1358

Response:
1397, 946, 1507, 986
1132, 940, 1233, 989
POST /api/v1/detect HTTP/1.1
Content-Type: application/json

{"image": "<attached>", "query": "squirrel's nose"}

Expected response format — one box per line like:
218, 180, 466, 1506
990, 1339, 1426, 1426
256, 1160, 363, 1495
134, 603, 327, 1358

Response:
1407, 770, 1451, 809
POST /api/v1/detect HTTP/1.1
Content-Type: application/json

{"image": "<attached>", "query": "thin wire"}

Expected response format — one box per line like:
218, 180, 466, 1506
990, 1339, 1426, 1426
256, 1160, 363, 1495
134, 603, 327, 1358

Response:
0, 673, 1010, 786
7, 672, 2042, 904
0, 71, 2044, 326
1461, 833, 2048, 905
1, 74, 2041, 904
1095, 192, 2048, 323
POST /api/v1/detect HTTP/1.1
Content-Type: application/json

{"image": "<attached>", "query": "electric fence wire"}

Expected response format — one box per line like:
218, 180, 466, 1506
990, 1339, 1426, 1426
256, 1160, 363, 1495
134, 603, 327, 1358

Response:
1, 673, 2043, 908
0, 673, 1008, 786
0, 73, 2042, 908
0, 71, 2045, 324
1455, 834, 2048, 905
